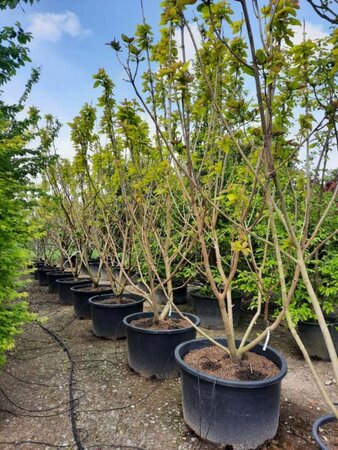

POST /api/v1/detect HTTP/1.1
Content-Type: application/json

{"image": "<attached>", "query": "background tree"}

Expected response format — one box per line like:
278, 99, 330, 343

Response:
0, 0, 46, 364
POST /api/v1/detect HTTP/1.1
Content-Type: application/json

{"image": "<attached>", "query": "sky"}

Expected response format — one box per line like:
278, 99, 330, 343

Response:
0, 0, 332, 160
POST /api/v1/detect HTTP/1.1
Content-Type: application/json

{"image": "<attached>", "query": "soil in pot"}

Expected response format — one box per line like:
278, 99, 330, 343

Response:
71, 285, 113, 319
184, 345, 279, 382
175, 338, 287, 450
78, 285, 110, 292
123, 311, 200, 379
319, 421, 338, 449
130, 317, 189, 330
89, 293, 145, 340
95, 296, 136, 305
313, 414, 338, 450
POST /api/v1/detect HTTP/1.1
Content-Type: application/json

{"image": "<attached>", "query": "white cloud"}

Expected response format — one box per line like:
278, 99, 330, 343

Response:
175, 23, 201, 62
28, 11, 90, 42
291, 21, 328, 44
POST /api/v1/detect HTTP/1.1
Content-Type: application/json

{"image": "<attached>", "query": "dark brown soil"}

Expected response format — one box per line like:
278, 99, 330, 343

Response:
76, 285, 111, 292
62, 277, 88, 283
131, 317, 190, 330
184, 345, 280, 381
319, 420, 338, 449
93, 296, 136, 305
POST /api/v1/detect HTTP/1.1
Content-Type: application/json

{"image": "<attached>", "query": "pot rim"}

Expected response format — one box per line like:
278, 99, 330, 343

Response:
123, 311, 200, 335
312, 414, 337, 450
298, 317, 337, 327
70, 285, 112, 294
89, 293, 145, 308
39, 267, 58, 272
48, 271, 73, 277
190, 291, 242, 301
174, 337, 287, 389
56, 278, 91, 285
137, 280, 188, 290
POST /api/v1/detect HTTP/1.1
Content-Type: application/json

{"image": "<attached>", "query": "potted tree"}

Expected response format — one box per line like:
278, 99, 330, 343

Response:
82, 71, 146, 338
93, 72, 198, 378
89, 71, 200, 372
109, 0, 338, 447
34, 194, 77, 293
39, 80, 146, 331
38, 110, 112, 315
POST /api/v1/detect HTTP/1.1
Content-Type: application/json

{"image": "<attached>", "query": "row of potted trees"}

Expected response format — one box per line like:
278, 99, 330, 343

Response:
34, 256, 286, 450
31, 1, 337, 448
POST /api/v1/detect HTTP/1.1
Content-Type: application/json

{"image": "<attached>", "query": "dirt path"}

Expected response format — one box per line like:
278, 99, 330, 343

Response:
0, 280, 336, 450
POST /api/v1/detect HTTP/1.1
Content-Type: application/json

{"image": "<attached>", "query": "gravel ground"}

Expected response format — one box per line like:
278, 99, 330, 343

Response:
0, 279, 336, 450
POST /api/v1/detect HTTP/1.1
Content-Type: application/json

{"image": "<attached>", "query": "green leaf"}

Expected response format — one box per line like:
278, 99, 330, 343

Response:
255, 49, 266, 65
121, 33, 134, 44
242, 65, 255, 77
129, 44, 141, 55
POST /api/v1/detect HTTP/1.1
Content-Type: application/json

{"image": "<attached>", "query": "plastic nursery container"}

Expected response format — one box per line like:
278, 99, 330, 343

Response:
89, 293, 145, 339
123, 311, 200, 379
175, 338, 287, 449
70, 285, 113, 319
191, 291, 242, 329
56, 278, 91, 305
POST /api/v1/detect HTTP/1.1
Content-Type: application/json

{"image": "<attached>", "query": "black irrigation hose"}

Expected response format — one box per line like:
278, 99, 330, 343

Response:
0, 385, 59, 412
11, 343, 60, 352
0, 385, 84, 414
0, 440, 70, 448
0, 406, 73, 418
52, 316, 78, 333
0, 408, 17, 417
77, 378, 164, 414
7, 349, 63, 361
86, 445, 146, 449
0, 367, 62, 388
38, 322, 84, 450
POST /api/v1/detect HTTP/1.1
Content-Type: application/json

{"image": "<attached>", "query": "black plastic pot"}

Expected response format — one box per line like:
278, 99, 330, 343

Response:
123, 311, 200, 379
191, 291, 242, 329
137, 281, 187, 305
78, 260, 100, 278
157, 284, 188, 305
33, 261, 45, 279
71, 285, 113, 319
298, 318, 338, 361
47, 271, 73, 294
35, 260, 45, 267
56, 278, 91, 305
175, 338, 287, 449
312, 414, 337, 450
89, 293, 145, 339
110, 268, 139, 286
38, 267, 57, 286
